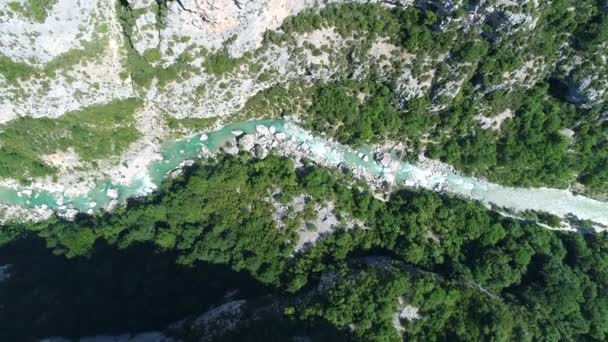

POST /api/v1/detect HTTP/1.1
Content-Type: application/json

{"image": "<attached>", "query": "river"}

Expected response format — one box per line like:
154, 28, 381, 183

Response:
1, 119, 607, 230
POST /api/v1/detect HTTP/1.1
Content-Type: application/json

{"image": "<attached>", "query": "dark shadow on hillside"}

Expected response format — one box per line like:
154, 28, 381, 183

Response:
0, 236, 268, 341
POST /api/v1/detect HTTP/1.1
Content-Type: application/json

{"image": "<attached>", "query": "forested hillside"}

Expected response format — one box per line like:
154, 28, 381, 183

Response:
2, 155, 607, 341
283, 2, 608, 195
1, 1, 608, 341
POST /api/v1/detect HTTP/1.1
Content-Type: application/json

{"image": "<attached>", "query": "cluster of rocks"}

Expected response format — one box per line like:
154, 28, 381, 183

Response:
32, 186, 124, 221
233, 124, 292, 160
0, 202, 54, 224
168, 159, 196, 179
416, 154, 456, 175
232, 124, 406, 191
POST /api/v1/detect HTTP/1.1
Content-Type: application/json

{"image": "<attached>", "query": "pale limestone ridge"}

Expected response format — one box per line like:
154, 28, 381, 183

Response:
0, 0, 135, 123
0, 0, 99, 65
129, 0, 345, 62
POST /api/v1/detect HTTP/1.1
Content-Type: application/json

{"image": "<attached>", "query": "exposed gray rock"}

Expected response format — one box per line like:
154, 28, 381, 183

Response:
185, 300, 247, 342
107, 199, 119, 211
127, 0, 340, 61
256, 125, 270, 136
254, 144, 268, 159
375, 152, 392, 168
222, 140, 240, 155
0, 0, 99, 65
237, 134, 256, 151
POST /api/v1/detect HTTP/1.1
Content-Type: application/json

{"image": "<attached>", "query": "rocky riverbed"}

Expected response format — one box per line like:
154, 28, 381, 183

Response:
0, 120, 606, 233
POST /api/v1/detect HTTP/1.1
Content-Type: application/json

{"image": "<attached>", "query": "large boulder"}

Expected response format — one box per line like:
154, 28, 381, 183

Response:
106, 188, 120, 199
256, 125, 270, 136
375, 152, 392, 168
237, 134, 256, 151
254, 144, 268, 159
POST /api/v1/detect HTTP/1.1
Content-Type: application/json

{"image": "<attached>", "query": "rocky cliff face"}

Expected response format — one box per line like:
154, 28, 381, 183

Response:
128, 0, 327, 61
0, 0, 100, 65
0, 0, 133, 122
0, 0, 606, 196
1, 0, 603, 122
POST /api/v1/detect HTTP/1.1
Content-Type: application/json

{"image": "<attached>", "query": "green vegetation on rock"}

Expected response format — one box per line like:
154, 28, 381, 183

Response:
0, 32, 109, 86
163, 114, 219, 137
0, 98, 141, 180
0, 54, 37, 84
8, 0, 57, 22
43, 35, 109, 77
117, 2, 202, 88
236, 81, 315, 120
204, 50, 244, 75
276, 3, 448, 52
303, 79, 430, 145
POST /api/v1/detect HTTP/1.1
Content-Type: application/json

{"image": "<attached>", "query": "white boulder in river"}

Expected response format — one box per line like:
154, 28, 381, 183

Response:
237, 134, 256, 151
106, 188, 119, 199
256, 125, 270, 136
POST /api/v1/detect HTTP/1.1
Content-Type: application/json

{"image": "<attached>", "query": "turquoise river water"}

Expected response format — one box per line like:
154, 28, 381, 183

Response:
2, 119, 607, 228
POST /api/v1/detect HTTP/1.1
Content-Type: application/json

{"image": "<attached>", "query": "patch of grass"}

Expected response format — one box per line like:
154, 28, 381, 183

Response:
164, 114, 219, 136
8, 0, 58, 22
0, 98, 142, 180
123, 47, 158, 87
236, 81, 316, 120
123, 46, 198, 88
44, 35, 109, 77
0, 30, 109, 85
204, 50, 243, 75
0, 54, 38, 84
143, 48, 162, 63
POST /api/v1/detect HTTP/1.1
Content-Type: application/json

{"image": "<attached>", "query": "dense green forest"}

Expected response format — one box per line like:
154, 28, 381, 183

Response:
299, 77, 607, 193
283, 3, 608, 195
2, 155, 607, 340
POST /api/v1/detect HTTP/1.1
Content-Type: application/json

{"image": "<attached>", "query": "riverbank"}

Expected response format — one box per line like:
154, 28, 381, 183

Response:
0, 119, 606, 233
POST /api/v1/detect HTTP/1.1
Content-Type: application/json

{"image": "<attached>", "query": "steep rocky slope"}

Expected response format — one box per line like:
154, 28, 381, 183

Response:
0, 0, 607, 203
2, 2, 608, 341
